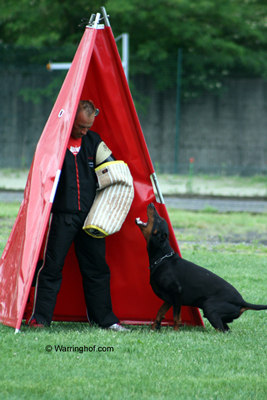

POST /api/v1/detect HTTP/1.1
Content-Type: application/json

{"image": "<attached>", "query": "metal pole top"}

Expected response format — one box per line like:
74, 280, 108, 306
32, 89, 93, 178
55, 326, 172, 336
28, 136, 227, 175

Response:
101, 6, 111, 27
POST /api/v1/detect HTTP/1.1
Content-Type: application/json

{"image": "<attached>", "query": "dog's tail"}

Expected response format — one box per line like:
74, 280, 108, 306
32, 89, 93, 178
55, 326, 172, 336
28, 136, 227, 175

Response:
241, 301, 267, 311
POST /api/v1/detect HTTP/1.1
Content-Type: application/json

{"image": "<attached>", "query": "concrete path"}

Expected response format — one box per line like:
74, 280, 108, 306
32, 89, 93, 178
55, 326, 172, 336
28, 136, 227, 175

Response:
0, 191, 24, 203
1, 190, 267, 213
164, 196, 267, 213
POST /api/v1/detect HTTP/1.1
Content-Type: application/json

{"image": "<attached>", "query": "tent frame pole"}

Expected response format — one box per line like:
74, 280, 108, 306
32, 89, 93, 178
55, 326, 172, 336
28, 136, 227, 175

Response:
101, 7, 111, 27
93, 13, 101, 28
151, 172, 165, 204
87, 12, 101, 28
88, 13, 95, 25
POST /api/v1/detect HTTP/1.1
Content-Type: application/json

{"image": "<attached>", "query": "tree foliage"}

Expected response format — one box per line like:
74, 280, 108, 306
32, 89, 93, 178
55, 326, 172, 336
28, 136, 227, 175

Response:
106, 0, 267, 96
0, 0, 105, 46
0, 0, 266, 96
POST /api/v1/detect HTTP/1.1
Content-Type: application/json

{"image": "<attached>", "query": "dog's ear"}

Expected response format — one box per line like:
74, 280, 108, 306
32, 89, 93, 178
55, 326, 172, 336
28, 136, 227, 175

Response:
152, 229, 168, 242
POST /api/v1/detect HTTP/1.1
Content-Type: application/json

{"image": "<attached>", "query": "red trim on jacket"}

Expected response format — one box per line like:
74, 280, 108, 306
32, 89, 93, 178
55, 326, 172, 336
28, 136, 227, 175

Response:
68, 136, 82, 210
74, 156, 81, 210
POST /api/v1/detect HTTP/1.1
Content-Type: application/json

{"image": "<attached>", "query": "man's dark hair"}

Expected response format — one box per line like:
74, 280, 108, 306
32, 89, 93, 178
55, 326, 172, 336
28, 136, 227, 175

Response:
77, 100, 97, 117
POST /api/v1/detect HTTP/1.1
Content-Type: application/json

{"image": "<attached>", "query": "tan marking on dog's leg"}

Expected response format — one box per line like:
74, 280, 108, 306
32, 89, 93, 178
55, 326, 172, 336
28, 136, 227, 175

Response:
173, 310, 182, 331
151, 301, 171, 330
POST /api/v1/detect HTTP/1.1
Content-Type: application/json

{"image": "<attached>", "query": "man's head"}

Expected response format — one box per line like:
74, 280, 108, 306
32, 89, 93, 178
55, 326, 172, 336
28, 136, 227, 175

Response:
71, 100, 99, 139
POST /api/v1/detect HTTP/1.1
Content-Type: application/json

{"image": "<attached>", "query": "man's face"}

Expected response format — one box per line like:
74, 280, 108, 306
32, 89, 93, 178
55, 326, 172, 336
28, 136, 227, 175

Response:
71, 110, 95, 139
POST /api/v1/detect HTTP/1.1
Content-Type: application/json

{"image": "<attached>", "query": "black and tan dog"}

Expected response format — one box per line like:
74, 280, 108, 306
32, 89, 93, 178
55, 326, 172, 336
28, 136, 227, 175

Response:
136, 203, 267, 331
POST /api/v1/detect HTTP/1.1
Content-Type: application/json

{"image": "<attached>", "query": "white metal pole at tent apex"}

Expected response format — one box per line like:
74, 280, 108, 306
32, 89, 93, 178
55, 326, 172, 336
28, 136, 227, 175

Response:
47, 9, 129, 82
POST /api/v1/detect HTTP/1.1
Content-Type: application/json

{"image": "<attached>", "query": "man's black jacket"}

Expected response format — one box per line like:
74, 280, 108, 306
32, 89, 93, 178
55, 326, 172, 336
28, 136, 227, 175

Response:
52, 130, 102, 214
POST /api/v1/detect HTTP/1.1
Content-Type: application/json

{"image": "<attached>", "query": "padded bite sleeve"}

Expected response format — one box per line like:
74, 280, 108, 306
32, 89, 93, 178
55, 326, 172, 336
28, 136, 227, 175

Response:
83, 161, 134, 238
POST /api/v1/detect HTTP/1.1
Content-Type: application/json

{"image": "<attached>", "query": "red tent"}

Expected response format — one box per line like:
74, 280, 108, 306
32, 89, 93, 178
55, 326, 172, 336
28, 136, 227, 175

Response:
0, 9, 203, 331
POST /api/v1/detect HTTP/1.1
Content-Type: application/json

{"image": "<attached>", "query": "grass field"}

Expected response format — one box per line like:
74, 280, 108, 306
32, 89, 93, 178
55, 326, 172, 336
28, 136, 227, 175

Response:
0, 203, 266, 399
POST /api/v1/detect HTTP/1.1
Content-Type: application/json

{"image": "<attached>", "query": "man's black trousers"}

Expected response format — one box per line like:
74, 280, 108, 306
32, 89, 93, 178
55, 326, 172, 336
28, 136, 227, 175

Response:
33, 212, 119, 327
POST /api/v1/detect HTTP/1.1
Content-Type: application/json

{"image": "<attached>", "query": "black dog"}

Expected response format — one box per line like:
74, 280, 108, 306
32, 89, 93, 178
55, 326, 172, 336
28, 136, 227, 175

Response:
136, 203, 267, 331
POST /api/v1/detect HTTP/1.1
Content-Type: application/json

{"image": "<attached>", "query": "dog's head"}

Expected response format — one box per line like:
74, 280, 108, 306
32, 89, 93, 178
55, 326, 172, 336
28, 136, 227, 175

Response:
136, 203, 169, 248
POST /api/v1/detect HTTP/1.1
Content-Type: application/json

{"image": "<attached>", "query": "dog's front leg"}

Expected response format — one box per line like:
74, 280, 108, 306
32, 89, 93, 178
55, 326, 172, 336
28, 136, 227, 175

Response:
151, 301, 171, 330
173, 303, 182, 331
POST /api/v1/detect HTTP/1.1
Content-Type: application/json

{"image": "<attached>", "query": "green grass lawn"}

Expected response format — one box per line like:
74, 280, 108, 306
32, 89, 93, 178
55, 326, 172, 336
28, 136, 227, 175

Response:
0, 203, 267, 399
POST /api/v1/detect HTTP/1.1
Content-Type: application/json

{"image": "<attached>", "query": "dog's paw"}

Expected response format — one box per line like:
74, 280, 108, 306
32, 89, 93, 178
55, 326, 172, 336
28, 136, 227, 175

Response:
151, 321, 161, 330
173, 322, 182, 331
